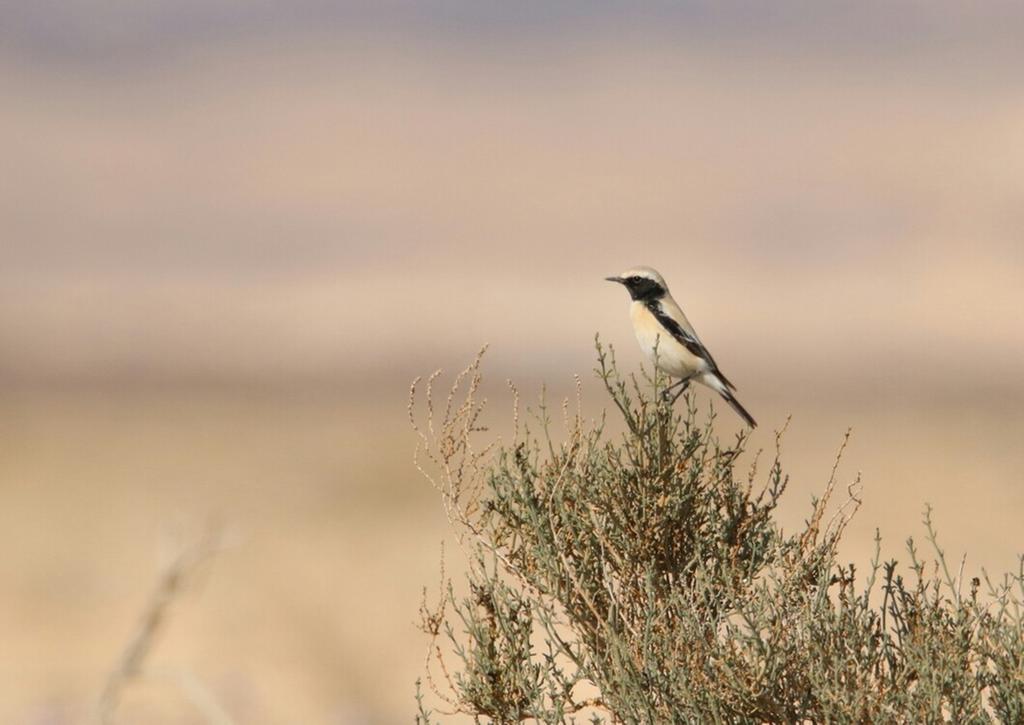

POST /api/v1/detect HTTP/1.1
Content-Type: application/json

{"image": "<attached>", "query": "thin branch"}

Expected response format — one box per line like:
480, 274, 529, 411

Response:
95, 523, 227, 725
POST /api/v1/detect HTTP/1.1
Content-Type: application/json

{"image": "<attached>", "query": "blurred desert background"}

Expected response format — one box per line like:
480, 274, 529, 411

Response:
2, 2, 1024, 723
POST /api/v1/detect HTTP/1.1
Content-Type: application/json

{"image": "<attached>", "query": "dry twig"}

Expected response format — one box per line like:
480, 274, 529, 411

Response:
95, 523, 230, 725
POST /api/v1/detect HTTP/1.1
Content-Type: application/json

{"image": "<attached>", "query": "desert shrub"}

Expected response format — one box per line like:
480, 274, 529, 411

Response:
409, 340, 1024, 724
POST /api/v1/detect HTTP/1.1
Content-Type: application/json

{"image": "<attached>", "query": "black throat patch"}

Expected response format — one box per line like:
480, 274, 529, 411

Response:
626, 278, 665, 302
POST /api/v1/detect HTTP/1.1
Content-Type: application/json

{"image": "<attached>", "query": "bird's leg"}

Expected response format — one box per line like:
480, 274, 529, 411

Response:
667, 378, 691, 405
660, 378, 688, 402
660, 379, 682, 401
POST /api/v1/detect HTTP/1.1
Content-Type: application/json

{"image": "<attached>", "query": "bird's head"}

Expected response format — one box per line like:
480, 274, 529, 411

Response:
605, 266, 668, 302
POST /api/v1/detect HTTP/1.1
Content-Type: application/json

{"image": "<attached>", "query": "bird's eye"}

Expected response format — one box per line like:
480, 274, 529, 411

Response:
630, 276, 641, 283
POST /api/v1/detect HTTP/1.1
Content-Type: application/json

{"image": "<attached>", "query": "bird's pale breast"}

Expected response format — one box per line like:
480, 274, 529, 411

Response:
630, 301, 706, 379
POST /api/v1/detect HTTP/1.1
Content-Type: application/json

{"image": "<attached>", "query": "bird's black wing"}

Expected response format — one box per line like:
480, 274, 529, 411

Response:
645, 300, 737, 390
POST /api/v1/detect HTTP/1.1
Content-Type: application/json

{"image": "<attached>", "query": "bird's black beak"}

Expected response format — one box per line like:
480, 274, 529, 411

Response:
605, 276, 624, 284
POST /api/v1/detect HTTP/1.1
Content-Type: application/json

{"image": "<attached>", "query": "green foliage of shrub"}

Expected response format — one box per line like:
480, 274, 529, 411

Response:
409, 340, 1024, 723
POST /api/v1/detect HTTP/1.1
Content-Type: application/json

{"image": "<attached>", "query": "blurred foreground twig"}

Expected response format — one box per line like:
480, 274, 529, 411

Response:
95, 523, 232, 725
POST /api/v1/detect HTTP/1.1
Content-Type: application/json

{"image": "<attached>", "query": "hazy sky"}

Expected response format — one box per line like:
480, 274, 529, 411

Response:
4, 2, 1024, 62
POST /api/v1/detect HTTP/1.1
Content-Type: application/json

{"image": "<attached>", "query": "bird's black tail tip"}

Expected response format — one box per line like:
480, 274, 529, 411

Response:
720, 389, 757, 429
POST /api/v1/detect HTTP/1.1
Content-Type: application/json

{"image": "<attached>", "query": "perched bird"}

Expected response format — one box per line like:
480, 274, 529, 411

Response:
606, 266, 756, 428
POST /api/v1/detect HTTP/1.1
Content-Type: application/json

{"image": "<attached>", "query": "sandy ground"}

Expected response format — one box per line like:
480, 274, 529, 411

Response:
1, 388, 446, 724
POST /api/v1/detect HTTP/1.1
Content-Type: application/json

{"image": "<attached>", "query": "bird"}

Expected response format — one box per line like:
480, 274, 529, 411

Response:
606, 266, 756, 428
